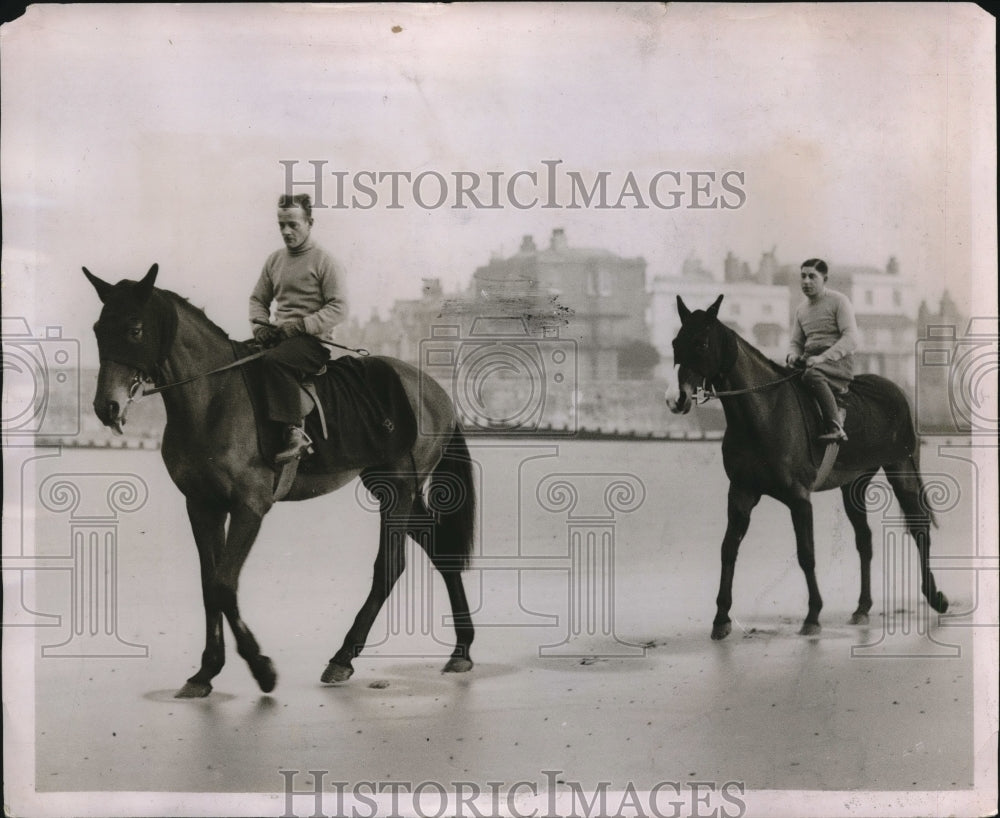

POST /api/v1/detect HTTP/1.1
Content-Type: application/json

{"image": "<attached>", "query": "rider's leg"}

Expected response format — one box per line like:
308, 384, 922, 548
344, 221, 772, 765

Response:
261, 336, 328, 461
801, 367, 847, 441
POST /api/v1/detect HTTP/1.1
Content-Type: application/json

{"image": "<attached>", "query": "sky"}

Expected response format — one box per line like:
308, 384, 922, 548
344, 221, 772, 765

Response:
1, 3, 996, 366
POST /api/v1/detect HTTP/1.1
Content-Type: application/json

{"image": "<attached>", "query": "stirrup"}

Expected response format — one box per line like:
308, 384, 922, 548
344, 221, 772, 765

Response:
818, 423, 848, 443
275, 426, 313, 464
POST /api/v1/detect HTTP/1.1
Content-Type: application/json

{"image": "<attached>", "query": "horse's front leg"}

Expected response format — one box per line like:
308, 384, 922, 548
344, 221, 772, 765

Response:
712, 484, 760, 640
788, 493, 823, 635
175, 498, 227, 698
215, 504, 276, 693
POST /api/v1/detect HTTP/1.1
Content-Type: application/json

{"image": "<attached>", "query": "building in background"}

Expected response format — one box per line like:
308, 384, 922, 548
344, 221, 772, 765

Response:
467, 229, 653, 381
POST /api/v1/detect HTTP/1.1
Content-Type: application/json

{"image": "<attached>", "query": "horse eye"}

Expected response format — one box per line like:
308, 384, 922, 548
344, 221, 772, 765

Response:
128, 326, 143, 342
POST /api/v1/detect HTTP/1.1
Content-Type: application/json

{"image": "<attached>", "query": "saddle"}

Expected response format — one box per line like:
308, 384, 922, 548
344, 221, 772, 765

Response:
797, 373, 918, 482
234, 342, 418, 478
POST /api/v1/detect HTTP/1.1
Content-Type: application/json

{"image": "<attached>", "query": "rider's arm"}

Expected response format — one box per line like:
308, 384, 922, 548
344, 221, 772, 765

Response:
786, 310, 806, 365
249, 260, 275, 327
302, 252, 349, 337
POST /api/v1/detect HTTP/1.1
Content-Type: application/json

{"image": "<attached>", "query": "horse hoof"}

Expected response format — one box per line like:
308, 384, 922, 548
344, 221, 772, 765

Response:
321, 662, 354, 684
799, 622, 821, 636
711, 623, 731, 641
933, 592, 950, 614
252, 656, 278, 693
175, 680, 212, 699
849, 612, 870, 626
443, 657, 473, 673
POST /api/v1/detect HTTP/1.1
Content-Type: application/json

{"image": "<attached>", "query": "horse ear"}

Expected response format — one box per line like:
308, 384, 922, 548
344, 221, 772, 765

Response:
135, 264, 159, 304
707, 294, 724, 318
82, 267, 113, 303
676, 295, 692, 322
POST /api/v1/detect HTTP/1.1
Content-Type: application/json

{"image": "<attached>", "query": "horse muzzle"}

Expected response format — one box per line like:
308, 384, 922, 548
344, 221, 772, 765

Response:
666, 367, 706, 414
665, 383, 692, 415
93, 361, 144, 435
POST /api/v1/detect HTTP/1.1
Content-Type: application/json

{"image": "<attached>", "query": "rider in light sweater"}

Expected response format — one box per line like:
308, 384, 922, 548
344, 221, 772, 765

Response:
786, 258, 859, 443
250, 193, 348, 463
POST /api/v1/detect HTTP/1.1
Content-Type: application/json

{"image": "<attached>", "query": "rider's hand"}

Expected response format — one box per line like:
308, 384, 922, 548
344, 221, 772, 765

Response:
804, 354, 826, 368
253, 323, 283, 348
786, 353, 805, 368
279, 317, 307, 339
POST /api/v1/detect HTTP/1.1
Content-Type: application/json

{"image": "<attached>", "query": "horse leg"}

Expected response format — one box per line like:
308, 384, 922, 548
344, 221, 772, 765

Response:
439, 570, 474, 672
842, 472, 876, 625
712, 484, 760, 640
886, 463, 949, 614
322, 488, 410, 683
214, 504, 277, 694
788, 493, 823, 635
176, 498, 227, 698
413, 497, 474, 672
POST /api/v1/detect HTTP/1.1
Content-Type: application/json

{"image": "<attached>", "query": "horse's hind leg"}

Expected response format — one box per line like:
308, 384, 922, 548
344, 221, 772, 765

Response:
712, 484, 760, 640
842, 472, 876, 625
886, 462, 949, 614
323, 481, 411, 684
413, 499, 474, 672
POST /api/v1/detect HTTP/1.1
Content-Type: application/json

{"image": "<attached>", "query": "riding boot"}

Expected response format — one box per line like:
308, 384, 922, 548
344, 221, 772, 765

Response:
275, 424, 313, 464
816, 394, 848, 442
806, 371, 848, 442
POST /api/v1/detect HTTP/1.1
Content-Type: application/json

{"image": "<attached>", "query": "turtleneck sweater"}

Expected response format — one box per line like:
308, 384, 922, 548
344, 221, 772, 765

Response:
249, 238, 348, 338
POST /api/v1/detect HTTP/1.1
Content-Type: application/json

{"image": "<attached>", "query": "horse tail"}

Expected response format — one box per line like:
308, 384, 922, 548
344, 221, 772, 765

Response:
424, 424, 477, 571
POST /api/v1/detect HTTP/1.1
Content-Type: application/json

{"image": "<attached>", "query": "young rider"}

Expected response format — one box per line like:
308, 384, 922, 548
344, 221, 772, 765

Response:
786, 258, 859, 443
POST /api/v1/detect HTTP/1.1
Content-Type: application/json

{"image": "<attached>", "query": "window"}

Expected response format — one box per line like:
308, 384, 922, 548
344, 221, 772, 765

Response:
893, 290, 902, 307
864, 290, 873, 306
598, 269, 612, 297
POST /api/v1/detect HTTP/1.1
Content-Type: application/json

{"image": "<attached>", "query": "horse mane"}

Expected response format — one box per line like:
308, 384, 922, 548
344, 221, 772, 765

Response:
155, 288, 234, 342
719, 320, 786, 375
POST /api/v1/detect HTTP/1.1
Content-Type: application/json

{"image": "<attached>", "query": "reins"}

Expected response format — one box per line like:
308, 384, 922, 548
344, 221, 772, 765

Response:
130, 337, 370, 401
136, 349, 268, 397
694, 369, 803, 403
690, 340, 804, 404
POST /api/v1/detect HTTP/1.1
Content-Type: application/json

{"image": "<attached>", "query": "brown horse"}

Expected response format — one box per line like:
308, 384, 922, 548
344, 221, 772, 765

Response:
666, 295, 949, 639
84, 264, 476, 697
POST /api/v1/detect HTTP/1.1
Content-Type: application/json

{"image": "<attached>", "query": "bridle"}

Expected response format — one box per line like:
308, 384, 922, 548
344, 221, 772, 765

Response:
680, 340, 804, 404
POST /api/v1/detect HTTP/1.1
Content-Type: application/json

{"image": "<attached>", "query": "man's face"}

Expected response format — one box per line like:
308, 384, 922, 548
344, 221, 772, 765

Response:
800, 266, 827, 299
277, 206, 312, 250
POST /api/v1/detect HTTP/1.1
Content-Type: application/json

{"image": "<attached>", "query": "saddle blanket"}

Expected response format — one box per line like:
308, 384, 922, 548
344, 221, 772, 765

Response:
237, 345, 418, 473
801, 372, 917, 468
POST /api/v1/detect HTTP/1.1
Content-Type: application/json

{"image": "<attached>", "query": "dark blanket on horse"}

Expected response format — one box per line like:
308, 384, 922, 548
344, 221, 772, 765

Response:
797, 372, 917, 470
237, 344, 418, 473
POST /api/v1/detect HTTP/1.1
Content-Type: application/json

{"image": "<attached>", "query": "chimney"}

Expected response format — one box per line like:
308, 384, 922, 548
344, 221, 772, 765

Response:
519, 235, 537, 253
550, 228, 568, 251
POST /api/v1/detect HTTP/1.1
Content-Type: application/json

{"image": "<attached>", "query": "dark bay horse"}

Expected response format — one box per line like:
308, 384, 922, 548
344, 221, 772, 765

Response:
666, 295, 949, 640
84, 264, 476, 697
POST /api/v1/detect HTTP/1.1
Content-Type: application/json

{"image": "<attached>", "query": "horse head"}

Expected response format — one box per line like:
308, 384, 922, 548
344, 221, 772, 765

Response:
665, 294, 736, 414
83, 264, 174, 433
